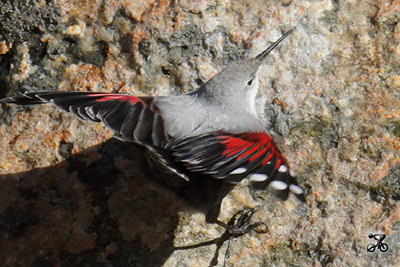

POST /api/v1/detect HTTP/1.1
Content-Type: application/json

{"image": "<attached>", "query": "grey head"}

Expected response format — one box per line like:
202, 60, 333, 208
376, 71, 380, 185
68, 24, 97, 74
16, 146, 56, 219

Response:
155, 28, 295, 138
190, 28, 295, 116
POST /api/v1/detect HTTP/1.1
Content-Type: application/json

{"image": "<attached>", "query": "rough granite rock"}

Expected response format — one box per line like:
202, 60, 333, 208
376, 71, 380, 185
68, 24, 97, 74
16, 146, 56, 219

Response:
0, 0, 400, 266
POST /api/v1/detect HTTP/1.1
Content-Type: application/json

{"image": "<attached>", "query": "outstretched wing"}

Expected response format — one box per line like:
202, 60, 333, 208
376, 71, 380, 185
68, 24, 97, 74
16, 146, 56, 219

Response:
169, 132, 305, 202
2, 91, 168, 147
3, 92, 305, 201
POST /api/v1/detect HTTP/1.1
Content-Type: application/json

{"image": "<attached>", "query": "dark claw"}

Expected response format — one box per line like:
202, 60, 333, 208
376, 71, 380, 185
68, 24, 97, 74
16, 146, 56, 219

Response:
215, 206, 268, 237
174, 206, 268, 267
216, 206, 267, 267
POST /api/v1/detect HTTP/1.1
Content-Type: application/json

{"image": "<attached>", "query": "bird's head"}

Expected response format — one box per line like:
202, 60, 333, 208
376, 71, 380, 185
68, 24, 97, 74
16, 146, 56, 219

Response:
192, 28, 295, 116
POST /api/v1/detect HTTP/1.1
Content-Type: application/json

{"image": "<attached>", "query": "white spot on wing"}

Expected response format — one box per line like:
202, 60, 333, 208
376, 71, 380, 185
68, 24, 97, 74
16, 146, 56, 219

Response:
188, 159, 202, 164
289, 184, 303, 194
270, 180, 288, 190
230, 167, 247, 174
250, 173, 268, 182
278, 165, 288, 173
85, 106, 96, 120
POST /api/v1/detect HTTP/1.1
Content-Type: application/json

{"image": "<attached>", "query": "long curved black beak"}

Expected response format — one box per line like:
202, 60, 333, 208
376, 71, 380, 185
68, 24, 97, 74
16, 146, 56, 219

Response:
255, 27, 296, 62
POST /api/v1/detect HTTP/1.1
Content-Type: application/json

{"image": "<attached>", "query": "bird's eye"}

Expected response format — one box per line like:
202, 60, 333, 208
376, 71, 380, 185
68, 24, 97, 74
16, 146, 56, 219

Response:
247, 79, 253, 86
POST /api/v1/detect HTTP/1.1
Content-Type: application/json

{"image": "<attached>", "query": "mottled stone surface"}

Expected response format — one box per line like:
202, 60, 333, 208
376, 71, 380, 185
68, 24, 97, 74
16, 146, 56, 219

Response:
1, 0, 400, 266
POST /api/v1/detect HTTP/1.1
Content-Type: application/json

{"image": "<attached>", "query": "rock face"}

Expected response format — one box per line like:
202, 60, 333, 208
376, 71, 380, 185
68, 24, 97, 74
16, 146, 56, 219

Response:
1, 0, 400, 266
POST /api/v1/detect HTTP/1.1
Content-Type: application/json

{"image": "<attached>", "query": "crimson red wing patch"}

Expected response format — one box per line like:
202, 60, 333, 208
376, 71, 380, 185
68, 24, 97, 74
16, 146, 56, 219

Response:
170, 132, 305, 202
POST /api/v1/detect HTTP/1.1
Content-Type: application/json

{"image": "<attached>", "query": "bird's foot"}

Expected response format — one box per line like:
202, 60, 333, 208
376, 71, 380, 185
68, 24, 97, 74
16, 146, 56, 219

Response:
210, 206, 267, 267
174, 207, 267, 267
215, 206, 267, 237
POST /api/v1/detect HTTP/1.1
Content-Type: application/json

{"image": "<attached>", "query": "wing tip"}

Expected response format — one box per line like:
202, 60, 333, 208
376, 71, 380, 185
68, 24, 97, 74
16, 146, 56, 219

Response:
250, 168, 306, 202
1, 93, 47, 105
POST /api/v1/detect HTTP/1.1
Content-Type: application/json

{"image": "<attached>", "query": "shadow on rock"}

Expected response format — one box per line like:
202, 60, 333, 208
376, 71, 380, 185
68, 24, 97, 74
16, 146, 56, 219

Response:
0, 138, 181, 267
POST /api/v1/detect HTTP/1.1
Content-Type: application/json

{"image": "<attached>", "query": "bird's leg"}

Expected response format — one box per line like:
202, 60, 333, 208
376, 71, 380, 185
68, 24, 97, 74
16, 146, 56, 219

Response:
213, 206, 268, 267
174, 207, 267, 267
214, 206, 267, 237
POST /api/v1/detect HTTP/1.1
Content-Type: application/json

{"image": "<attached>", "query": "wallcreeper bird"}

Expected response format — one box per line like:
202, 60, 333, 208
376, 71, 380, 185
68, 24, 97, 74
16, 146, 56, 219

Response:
1, 28, 305, 230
